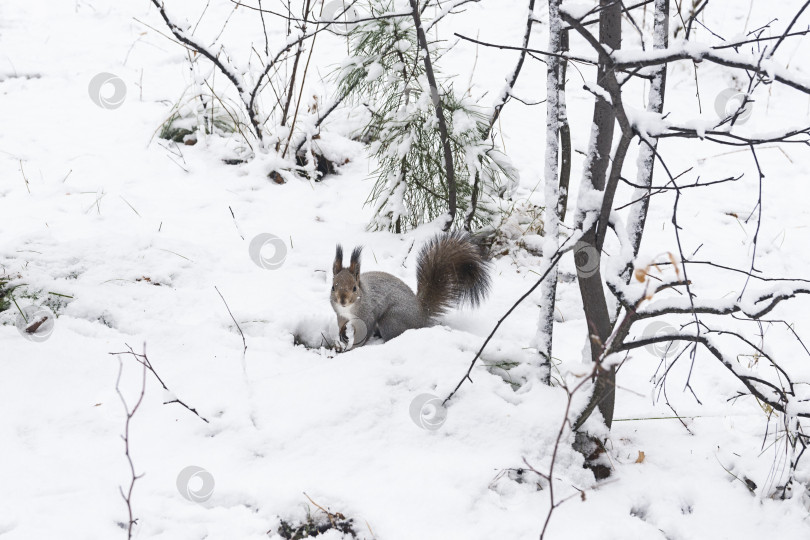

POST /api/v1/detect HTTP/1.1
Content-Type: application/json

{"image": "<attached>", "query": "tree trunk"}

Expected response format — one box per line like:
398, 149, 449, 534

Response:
573, 0, 622, 429
625, 0, 670, 276
536, 0, 564, 384
408, 0, 456, 230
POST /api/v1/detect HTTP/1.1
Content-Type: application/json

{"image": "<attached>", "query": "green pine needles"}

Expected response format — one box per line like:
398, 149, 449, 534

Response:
0, 276, 11, 313
336, 1, 517, 233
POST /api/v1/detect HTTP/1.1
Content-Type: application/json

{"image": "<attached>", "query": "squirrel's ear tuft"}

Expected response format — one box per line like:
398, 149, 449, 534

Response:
349, 246, 363, 278
333, 244, 344, 275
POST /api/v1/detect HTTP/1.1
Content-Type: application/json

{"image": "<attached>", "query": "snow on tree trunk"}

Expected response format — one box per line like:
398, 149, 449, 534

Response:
624, 0, 670, 277
569, 0, 622, 429
535, 0, 563, 384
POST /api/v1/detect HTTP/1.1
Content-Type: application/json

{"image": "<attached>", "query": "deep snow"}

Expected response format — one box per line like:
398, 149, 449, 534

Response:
1, 1, 810, 539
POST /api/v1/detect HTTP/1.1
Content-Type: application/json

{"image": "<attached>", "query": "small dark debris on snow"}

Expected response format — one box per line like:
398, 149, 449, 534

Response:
275, 515, 358, 540
295, 150, 342, 181
269, 171, 286, 184
223, 158, 249, 165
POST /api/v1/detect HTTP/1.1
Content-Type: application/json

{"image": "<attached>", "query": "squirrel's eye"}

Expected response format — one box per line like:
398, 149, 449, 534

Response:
352, 286, 357, 292
331, 285, 335, 291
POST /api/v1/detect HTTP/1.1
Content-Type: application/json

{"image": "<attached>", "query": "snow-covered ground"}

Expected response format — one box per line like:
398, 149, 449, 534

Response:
1, 1, 810, 539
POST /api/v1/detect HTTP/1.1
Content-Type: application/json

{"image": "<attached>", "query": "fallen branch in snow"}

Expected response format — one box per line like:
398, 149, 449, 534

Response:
110, 344, 210, 423
115, 355, 147, 540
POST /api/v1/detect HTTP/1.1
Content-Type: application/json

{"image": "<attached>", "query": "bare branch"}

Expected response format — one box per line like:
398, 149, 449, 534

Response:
110, 344, 210, 423
115, 356, 147, 539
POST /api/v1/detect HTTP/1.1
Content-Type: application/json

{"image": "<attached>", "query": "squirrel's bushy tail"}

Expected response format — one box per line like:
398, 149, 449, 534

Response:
416, 231, 491, 320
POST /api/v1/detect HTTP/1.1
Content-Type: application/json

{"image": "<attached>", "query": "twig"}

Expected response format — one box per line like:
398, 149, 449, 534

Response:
444, 244, 569, 404
19, 160, 30, 194
110, 344, 210, 423
115, 356, 147, 539
215, 285, 247, 354
525, 370, 593, 539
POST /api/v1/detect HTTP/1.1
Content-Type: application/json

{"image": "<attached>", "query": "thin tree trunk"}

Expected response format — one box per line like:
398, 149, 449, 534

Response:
409, 0, 456, 230
624, 0, 670, 277
276, 0, 312, 152
558, 29, 571, 222
536, 0, 564, 384
573, 0, 622, 429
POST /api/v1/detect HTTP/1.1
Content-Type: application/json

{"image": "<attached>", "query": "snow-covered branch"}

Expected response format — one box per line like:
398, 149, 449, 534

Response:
486, 0, 537, 136
635, 285, 810, 320
149, 0, 265, 141
612, 44, 810, 95
615, 331, 810, 418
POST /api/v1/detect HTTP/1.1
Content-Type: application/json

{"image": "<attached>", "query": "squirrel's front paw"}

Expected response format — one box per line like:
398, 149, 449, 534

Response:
337, 323, 352, 352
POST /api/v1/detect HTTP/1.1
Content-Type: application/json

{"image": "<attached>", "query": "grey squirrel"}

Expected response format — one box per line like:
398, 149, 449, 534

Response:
330, 231, 491, 350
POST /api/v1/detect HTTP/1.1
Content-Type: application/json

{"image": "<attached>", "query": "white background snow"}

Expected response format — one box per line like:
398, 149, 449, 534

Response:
1, 1, 810, 539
